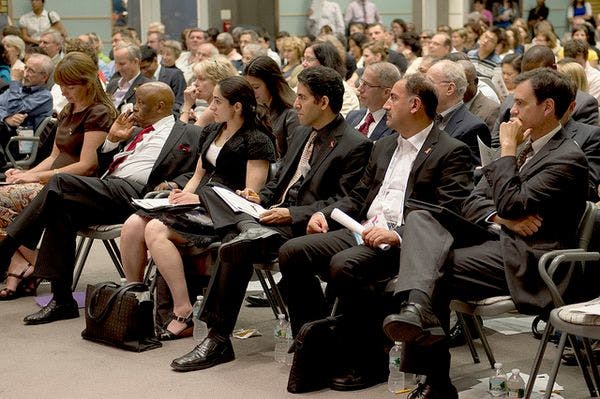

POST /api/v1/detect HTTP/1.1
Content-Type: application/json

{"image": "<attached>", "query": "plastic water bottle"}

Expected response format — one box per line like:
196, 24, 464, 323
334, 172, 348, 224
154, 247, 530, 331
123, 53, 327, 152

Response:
120, 277, 127, 286
507, 368, 525, 398
274, 314, 291, 363
284, 320, 293, 366
192, 295, 208, 342
388, 341, 405, 393
489, 362, 507, 397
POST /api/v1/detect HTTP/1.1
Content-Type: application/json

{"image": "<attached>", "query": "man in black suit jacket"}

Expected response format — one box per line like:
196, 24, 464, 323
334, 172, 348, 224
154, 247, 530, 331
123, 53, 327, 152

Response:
169, 66, 372, 373
139, 45, 186, 114
345, 61, 400, 141
427, 59, 491, 164
383, 69, 589, 398
278, 74, 474, 391
0, 82, 203, 325
106, 44, 152, 111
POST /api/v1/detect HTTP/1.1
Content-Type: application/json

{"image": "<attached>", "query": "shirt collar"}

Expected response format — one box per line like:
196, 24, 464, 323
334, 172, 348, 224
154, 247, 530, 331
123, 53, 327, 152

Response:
314, 114, 344, 144
398, 122, 433, 152
368, 108, 387, 125
119, 72, 141, 89
439, 100, 463, 120
144, 114, 174, 132
531, 123, 561, 155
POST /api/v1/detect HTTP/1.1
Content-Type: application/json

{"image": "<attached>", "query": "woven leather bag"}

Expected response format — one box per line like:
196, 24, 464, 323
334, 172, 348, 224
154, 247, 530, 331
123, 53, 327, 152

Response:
81, 281, 161, 352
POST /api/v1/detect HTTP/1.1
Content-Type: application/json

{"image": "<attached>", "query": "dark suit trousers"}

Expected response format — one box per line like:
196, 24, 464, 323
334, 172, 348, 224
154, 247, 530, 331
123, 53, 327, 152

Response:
279, 228, 400, 336
7, 174, 144, 288
393, 210, 509, 378
199, 187, 293, 336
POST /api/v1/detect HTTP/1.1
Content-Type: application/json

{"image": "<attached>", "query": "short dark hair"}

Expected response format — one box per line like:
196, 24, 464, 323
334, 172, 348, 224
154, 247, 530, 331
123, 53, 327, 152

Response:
522, 45, 555, 71
501, 53, 522, 73
564, 39, 589, 60
404, 74, 438, 120
139, 45, 157, 63
399, 32, 421, 56
297, 65, 344, 114
310, 41, 346, 79
513, 68, 575, 119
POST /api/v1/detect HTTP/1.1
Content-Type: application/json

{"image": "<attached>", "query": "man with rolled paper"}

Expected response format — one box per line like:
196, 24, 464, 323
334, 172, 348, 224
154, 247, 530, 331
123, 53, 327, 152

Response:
278, 73, 474, 391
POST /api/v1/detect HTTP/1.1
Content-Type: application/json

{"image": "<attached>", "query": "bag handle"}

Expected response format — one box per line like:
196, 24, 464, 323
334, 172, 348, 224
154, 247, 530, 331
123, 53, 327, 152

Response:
87, 282, 147, 322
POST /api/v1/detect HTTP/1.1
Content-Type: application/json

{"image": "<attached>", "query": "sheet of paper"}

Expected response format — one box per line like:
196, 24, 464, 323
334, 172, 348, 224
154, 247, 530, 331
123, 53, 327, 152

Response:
131, 198, 198, 211
331, 208, 390, 250
212, 186, 267, 219
478, 136, 500, 167
482, 316, 536, 335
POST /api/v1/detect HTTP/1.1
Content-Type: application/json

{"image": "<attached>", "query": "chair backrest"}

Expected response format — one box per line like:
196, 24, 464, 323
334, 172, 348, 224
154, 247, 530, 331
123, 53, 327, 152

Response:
4, 116, 57, 169
577, 201, 598, 251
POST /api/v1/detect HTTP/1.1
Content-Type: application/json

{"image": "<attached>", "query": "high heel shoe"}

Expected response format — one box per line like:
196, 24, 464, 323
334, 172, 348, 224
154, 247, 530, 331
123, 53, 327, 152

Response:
158, 312, 194, 341
0, 264, 35, 301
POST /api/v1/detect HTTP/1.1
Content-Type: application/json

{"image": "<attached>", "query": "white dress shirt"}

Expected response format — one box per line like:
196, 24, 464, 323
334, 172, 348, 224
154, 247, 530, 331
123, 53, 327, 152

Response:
366, 123, 433, 227
102, 115, 175, 185
112, 73, 141, 109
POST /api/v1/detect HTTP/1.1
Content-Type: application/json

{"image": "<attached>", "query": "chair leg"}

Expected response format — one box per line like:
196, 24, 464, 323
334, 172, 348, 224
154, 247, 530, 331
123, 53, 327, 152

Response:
544, 332, 568, 399
569, 335, 598, 397
264, 269, 288, 320
255, 269, 279, 318
582, 337, 600, 396
525, 323, 554, 399
102, 239, 125, 278
474, 315, 496, 368
457, 312, 480, 364
71, 237, 93, 291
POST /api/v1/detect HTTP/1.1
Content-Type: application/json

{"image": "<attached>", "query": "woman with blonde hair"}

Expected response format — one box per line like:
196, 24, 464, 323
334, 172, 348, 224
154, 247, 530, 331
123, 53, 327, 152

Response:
0, 51, 117, 299
557, 59, 589, 92
362, 40, 388, 66
1, 35, 25, 78
280, 36, 304, 88
179, 55, 238, 128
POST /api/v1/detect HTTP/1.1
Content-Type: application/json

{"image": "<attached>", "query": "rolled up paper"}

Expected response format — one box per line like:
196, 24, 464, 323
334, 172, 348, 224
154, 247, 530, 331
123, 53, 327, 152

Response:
331, 208, 390, 251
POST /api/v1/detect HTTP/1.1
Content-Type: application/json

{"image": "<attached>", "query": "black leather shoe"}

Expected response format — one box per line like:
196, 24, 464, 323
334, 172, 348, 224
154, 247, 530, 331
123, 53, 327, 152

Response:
170, 336, 235, 372
245, 291, 271, 307
383, 302, 445, 345
330, 368, 386, 391
219, 227, 282, 264
23, 299, 79, 325
408, 381, 458, 399
448, 322, 466, 348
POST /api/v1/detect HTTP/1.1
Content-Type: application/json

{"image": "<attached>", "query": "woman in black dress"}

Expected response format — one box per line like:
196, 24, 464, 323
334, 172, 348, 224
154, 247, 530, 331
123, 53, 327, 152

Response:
120, 76, 276, 339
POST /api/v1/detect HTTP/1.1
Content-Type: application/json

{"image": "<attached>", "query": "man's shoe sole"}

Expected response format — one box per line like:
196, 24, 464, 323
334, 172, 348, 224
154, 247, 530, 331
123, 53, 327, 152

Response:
383, 314, 445, 345
170, 353, 235, 372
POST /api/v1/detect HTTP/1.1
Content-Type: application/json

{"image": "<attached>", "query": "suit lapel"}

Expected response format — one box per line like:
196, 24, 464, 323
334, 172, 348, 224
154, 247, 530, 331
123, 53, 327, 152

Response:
520, 129, 565, 175
444, 105, 465, 136
152, 122, 184, 170
405, 128, 439, 199
304, 129, 344, 181
371, 116, 388, 141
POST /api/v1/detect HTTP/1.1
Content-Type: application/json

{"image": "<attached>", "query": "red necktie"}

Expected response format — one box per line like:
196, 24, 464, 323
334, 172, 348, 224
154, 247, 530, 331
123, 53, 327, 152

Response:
358, 113, 374, 136
108, 125, 155, 173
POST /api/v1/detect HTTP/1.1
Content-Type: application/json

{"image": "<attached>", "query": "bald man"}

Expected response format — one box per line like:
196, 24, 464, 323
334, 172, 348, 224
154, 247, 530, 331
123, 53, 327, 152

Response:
0, 81, 204, 325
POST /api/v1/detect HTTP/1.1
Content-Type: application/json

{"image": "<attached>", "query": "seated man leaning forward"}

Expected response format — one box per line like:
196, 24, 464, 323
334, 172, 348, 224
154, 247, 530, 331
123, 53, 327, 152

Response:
0, 81, 203, 325
383, 68, 589, 398
168, 65, 372, 372
277, 73, 474, 391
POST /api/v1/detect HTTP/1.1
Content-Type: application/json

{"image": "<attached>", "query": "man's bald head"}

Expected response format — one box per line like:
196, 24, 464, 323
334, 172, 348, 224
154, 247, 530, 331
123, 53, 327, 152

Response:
457, 60, 478, 102
522, 45, 556, 72
133, 81, 175, 126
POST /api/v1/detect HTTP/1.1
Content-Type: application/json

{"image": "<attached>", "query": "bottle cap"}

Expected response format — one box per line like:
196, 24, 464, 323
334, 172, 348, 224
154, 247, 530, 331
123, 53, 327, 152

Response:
511, 368, 520, 374
277, 313, 286, 319
394, 341, 401, 346
196, 295, 204, 301
494, 362, 502, 369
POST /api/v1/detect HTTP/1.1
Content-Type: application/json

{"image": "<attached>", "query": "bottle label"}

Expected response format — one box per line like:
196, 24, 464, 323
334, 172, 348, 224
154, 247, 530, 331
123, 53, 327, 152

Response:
489, 378, 506, 391
389, 355, 400, 367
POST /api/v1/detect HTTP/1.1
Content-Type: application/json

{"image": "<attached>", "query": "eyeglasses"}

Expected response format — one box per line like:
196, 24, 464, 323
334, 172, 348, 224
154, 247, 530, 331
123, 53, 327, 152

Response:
358, 78, 385, 89
24, 66, 44, 75
302, 56, 318, 63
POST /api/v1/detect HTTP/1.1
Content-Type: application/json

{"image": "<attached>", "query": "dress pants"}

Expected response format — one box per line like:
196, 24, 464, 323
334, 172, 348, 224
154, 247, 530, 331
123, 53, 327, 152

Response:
392, 210, 509, 378
6, 174, 144, 288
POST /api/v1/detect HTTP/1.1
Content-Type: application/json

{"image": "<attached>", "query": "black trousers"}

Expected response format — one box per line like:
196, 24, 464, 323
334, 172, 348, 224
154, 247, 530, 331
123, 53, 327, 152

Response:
6, 174, 144, 290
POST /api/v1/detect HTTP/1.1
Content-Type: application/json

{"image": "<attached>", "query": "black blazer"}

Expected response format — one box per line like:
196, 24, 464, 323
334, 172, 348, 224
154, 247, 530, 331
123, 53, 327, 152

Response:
157, 66, 186, 112
321, 126, 475, 233
462, 128, 589, 313
346, 109, 395, 141
259, 115, 372, 234
106, 73, 152, 110
97, 120, 203, 194
564, 118, 600, 201
492, 90, 599, 147
442, 103, 490, 165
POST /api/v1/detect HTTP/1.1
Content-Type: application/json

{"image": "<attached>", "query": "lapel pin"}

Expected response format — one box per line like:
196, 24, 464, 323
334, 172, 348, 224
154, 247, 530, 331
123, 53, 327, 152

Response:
424, 147, 432, 154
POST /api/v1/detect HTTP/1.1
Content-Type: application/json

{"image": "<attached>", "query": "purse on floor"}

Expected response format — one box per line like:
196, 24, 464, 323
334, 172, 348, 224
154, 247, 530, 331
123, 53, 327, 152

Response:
286, 316, 340, 393
81, 281, 162, 352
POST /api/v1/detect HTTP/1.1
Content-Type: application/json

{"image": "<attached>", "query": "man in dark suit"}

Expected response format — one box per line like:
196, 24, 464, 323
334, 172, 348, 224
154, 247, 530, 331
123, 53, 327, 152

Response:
0, 82, 203, 325
427, 59, 490, 164
139, 45, 186, 114
459, 60, 500, 132
345, 61, 399, 141
367, 23, 407, 73
169, 66, 372, 373
106, 43, 152, 111
383, 68, 589, 398
278, 74, 474, 391
491, 45, 599, 147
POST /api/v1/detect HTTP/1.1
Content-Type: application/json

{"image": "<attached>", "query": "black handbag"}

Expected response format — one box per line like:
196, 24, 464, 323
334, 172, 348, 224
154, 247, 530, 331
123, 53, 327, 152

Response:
286, 316, 340, 393
81, 281, 161, 352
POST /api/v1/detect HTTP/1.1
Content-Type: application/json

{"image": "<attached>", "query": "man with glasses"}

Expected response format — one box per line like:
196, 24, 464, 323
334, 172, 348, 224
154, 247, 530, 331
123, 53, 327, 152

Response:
428, 33, 451, 59
468, 26, 504, 69
279, 73, 474, 391
346, 62, 400, 140
0, 53, 53, 166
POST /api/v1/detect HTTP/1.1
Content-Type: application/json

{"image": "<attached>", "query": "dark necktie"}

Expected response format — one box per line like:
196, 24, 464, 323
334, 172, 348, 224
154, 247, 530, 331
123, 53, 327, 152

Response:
108, 125, 155, 173
274, 131, 318, 206
516, 140, 533, 168
358, 113, 374, 136
361, 2, 368, 22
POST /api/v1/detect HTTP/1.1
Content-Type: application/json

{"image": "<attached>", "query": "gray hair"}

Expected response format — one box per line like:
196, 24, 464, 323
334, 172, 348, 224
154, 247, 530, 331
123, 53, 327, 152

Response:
40, 29, 63, 46
29, 53, 54, 80
243, 43, 267, 58
366, 61, 402, 88
2, 35, 25, 59
216, 32, 234, 47
115, 43, 141, 61
432, 59, 467, 98
240, 29, 259, 42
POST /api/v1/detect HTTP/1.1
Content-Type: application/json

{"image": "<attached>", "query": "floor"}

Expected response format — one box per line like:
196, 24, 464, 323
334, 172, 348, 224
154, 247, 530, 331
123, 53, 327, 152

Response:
0, 240, 596, 398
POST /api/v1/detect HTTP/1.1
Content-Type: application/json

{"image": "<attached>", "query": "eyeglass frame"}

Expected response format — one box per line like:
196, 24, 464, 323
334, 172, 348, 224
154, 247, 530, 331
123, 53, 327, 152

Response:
358, 78, 388, 89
